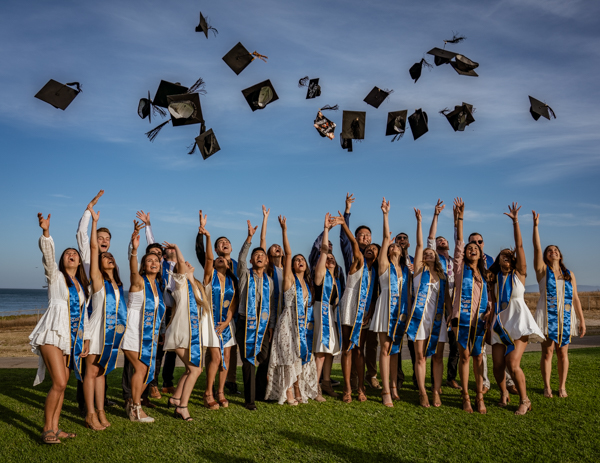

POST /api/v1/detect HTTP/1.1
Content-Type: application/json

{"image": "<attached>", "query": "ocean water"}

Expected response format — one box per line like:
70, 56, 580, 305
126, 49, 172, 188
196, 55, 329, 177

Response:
0, 288, 48, 316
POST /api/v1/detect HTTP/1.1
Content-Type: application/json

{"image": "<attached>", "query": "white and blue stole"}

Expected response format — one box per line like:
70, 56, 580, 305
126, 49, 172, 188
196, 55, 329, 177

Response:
335, 277, 342, 346
294, 275, 314, 365
546, 266, 573, 347
457, 265, 488, 355
211, 270, 235, 369
493, 272, 515, 355
139, 275, 166, 384
161, 260, 172, 288
244, 269, 270, 365
97, 281, 128, 375
348, 262, 375, 350
186, 279, 202, 367
272, 267, 281, 320
387, 263, 410, 355
320, 269, 335, 350
67, 277, 85, 381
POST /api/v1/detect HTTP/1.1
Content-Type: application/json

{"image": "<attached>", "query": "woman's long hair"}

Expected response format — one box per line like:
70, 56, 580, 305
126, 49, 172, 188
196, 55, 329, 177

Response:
292, 254, 314, 306
99, 252, 122, 286
59, 248, 90, 299
421, 247, 447, 281
542, 245, 572, 282
463, 242, 491, 283
139, 253, 163, 288
488, 249, 516, 276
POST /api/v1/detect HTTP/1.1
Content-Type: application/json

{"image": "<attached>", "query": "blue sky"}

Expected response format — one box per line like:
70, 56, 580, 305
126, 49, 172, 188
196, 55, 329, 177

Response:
1, 0, 599, 289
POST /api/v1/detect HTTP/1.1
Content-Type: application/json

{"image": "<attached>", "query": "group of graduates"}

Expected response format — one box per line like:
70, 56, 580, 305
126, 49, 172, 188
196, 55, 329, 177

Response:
29, 191, 586, 444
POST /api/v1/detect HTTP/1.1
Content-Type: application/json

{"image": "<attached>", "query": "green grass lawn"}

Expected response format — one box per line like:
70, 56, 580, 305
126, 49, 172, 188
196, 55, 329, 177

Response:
0, 349, 599, 463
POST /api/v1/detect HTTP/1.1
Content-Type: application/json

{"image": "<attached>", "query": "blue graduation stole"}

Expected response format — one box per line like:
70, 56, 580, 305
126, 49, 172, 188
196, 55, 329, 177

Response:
139, 276, 166, 384
485, 254, 494, 269
97, 282, 128, 375
161, 260, 171, 288
348, 262, 375, 350
335, 277, 342, 347
244, 269, 270, 365
439, 254, 448, 275
457, 265, 488, 356
67, 277, 85, 381
231, 259, 238, 275
493, 272, 515, 355
387, 263, 410, 355
272, 267, 281, 320
320, 270, 334, 350
546, 266, 573, 347
186, 280, 202, 367
294, 275, 314, 365
212, 270, 235, 369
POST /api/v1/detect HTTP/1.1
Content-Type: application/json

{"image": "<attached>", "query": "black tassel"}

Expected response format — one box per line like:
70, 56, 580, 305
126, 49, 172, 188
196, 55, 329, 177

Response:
188, 77, 206, 95
298, 76, 309, 88
320, 104, 339, 111
547, 106, 556, 119
187, 142, 198, 155
444, 33, 466, 45
65, 82, 82, 93
439, 108, 451, 116
145, 119, 170, 142
391, 132, 404, 142
152, 105, 167, 118
351, 119, 361, 140
421, 58, 433, 69
206, 17, 218, 37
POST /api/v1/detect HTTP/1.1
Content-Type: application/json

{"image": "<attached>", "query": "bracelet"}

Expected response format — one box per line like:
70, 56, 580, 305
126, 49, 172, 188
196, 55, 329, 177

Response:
457, 218, 463, 221
513, 221, 519, 224
131, 252, 138, 256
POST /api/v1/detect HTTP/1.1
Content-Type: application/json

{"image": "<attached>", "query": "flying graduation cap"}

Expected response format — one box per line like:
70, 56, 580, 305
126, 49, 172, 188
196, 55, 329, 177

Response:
386, 110, 408, 141
440, 103, 475, 131
298, 76, 321, 99
242, 80, 279, 111
35, 80, 82, 110
408, 109, 428, 140
364, 87, 393, 109
529, 96, 556, 121
195, 12, 218, 38
313, 105, 338, 139
189, 127, 220, 159
222, 42, 268, 75
427, 48, 479, 76
340, 110, 366, 152
409, 58, 433, 83
138, 91, 167, 123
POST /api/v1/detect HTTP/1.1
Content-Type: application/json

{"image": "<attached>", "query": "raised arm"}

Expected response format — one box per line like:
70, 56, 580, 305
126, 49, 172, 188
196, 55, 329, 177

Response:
428, 199, 444, 242
454, 197, 464, 244
38, 213, 59, 284
195, 209, 208, 268
237, 220, 256, 278
136, 210, 155, 245
504, 203, 526, 282
338, 210, 364, 274
414, 208, 423, 272
314, 213, 335, 285
89, 207, 104, 292
379, 198, 391, 274
162, 241, 186, 275
279, 216, 294, 291
340, 193, 355, 275
260, 205, 270, 252
532, 210, 544, 281
129, 221, 144, 291
77, 190, 104, 274
201, 226, 214, 285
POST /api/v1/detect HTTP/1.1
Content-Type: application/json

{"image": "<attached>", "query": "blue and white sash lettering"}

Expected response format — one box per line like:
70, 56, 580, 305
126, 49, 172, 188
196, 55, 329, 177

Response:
387, 264, 410, 355
493, 272, 515, 355
67, 278, 85, 381
295, 276, 314, 364
139, 276, 166, 384
244, 269, 270, 365
212, 270, 234, 369
98, 282, 128, 375
348, 263, 375, 350
320, 270, 334, 350
546, 267, 573, 347
187, 280, 202, 367
457, 266, 488, 355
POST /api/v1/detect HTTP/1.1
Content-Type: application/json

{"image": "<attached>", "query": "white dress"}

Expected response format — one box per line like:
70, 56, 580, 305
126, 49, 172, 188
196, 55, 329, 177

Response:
370, 269, 395, 333
29, 235, 88, 386
412, 272, 449, 343
164, 274, 206, 351
266, 287, 318, 404
200, 281, 237, 349
340, 270, 363, 326
85, 284, 126, 355
490, 274, 547, 344
121, 290, 146, 352
313, 283, 340, 355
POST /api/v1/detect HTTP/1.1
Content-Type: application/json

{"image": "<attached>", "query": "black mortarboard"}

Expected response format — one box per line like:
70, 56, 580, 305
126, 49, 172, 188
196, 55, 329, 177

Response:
451, 55, 479, 76
242, 80, 279, 111
529, 96, 556, 121
222, 42, 267, 75
167, 93, 204, 127
153, 80, 188, 109
427, 48, 457, 66
314, 105, 338, 139
364, 87, 393, 109
341, 137, 353, 152
440, 103, 475, 131
195, 12, 218, 38
34, 80, 81, 110
409, 59, 432, 83
193, 129, 220, 159
408, 109, 428, 140
386, 110, 408, 141
341, 111, 365, 140
298, 76, 321, 99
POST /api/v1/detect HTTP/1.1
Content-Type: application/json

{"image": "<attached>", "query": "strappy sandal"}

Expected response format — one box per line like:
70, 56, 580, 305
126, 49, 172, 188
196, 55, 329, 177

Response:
381, 391, 393, 408
497, 392, 511, 408
96, 409, 111, 428
56, 429, 77, 439
432, 390, 442, 407
203, 392, 220, 410
462, 394, 473, 414
391, 386, 400, 401
174, 405, 193, 421
419, 392, 431, 408
476, 393, 487, 414
558, 388, 568, 398
342, 390, 352, 403
41, 429, 60, 444
217, 392, 229, 408
357, 390, 367, 402
168, 396, 181, 409
285, 396, 298, 406
515, 398, 532, 416
543, 387, 553, 398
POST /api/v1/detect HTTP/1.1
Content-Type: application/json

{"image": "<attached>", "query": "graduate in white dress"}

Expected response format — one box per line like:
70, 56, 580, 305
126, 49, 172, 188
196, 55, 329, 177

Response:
29, 213, 89, 444
163, 242, 209, 421
198, 220, 238, 411
531, 211, 586, 400
265, 216, 318, 405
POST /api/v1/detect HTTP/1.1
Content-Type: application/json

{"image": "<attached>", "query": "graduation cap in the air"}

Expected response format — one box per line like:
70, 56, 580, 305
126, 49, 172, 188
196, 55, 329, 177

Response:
298, 76, 321, 99
340, 110, 365, 152
440, 103, 475, 132
529, 96, 556, 121
242, 80, 278, 111
138, 91, 168, 123
195, 12, 218, 38
427, 48, 457, 66
153, 80, 189, 109
188, 127, 220, 159
408, 109, 428, 140
167, 93, 204, 127
364, 87, 393, 109
386, 110, 408, 141
34, 80, 81, 110
222, 42, 268, 75
409, 58, 433, 83
427, 48, 479, 76
313, 105, 338, 139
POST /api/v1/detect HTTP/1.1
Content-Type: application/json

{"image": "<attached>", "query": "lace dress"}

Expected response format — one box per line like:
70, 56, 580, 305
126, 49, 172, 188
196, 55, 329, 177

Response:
265, 287, 318, 404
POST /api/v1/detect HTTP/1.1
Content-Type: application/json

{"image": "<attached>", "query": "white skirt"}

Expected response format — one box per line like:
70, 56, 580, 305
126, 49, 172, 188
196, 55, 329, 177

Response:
414, 303, 449, 343
86, 287, 106, 355
121, 291, 144, 352
340, 270, 363, 326
200, 310, 236, 349
493, 298, 545, 345
313, 301, 340, 355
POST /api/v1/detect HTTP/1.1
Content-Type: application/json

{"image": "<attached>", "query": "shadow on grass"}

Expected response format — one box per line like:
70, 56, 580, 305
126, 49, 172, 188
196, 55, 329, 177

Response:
0, 402, 41, 442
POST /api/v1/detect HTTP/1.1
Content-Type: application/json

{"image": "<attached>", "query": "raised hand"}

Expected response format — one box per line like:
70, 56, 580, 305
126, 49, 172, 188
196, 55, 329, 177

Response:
262, 205, 270, 219
87, 190, 104, 210
345, 192, 355, 214
133, 220, 146, 233
198, 209, 207, 231
414, 208, 422, 222
278, 215, 287, 230
324, 212, 334, 229
381, 197, 390, 214
37, 213, 50, 231
331, 211, 346, 227
247, 220, 258, 237
132, 232, 140, 251
89, 207, 100, 222
434, 199, 445, 216
198, 226, 210, 237
504, 202, 521, 222
162, 241, 177, 251
453, 197, 464, 218
532, 210, 540, 227
136, 210, 151, 225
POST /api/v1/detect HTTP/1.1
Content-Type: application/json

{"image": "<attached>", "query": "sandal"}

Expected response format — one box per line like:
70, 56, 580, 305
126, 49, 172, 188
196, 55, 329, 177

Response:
217, 392, 229, 408
381, 391, 393, 408
96, 409, 111, 428
558, 388, 568, 398
497, 392, 511, 408
432, 390, 442, 407
203, 392, 220, 411
168, 397, 181, 409
391, 386, 400, 401
41, 429, 60, 444
419, 392, 430, 408
56, 429, 77, 439
515, 398, 532, 416
462, 394, 473, 414
174, 405, 193, 421
342, 390, 352, 404
357, 390, 367, 402
476, 393, 487, 414
543, 387, 553, 399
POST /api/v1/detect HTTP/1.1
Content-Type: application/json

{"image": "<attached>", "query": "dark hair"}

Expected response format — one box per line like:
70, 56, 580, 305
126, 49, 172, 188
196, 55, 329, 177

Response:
97, 227, 112, 239
58, 248, 90, 299
99, 252, 123, 286
266, 244, 285, 278
488, 249, 517, 276
355, 225, 371, 236
387, 243, 407, 271
292, 254, 314, 306
542, 245, 572, 282
139, 253, 163, 286
251, 247, 267, 259
395, 232, 408, 240
146, 243, 163, 256
463, 242, 491, 283
421, 247, 447, 280
436, 236, 447, 242
214, 236, 230, 251
468, 232, 483, 242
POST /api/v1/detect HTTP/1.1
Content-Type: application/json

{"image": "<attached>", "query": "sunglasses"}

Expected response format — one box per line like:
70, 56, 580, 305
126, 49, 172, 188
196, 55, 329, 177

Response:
470, 239, 483, 245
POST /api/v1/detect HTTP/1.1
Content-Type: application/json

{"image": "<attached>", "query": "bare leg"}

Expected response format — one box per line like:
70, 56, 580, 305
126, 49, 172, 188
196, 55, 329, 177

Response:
414, 340, 430, 407
218, 347, 231, 395
432, 343, 444, 406
377, 333, 392, 395
353, 329, 368, 399
473, 353, 486, 414
457, 344, 472, 413
206, 347, 220, 398
540, 339, 554, 397
315, 353, 326, 385
506, 336, 530, 414
491, 344, 509, 405
322, 354, 333, 381
175, 348, 201, 420
84, 354, 101, 414
123, 350, 150, 418
389, 354, 399, 398
39, 345, 69, 437
556, 343, 570, 397
341, 326, 353, 401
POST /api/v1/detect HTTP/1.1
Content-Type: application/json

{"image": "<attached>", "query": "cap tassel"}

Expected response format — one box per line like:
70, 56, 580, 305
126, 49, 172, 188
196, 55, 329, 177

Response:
421, 58, 433, 70
206, 18, 218, 37
439, 108, 451, 116
251, 51, 268, 62
145, 119, 170, 142
152, 105, 167, 118
298, 76, 309, 88
444, 33, 466, 46
391, 132, 404, 142
547, 105, 556, 119
187, 78, 207, 95
187, 142, 198, 155
65, 82, 82, 93
320, 104, 339, 111
382, 88, 394, 103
